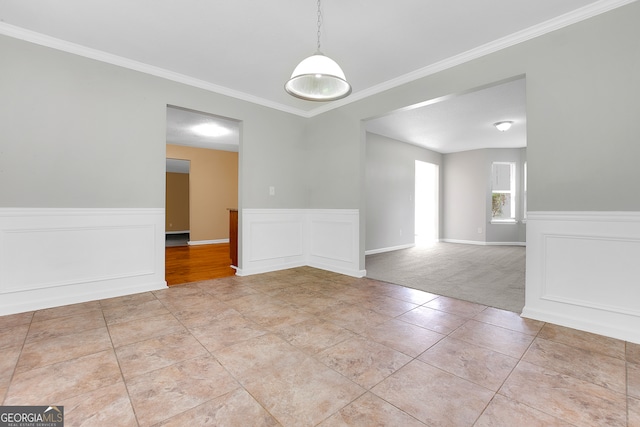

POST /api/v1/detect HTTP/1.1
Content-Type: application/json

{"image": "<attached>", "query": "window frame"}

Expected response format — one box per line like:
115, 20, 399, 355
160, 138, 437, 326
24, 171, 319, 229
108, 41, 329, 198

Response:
490, 161, 517, 224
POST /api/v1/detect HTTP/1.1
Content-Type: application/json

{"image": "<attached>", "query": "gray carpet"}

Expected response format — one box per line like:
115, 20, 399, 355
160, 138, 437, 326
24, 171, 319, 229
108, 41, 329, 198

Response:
365, 242, 525, 313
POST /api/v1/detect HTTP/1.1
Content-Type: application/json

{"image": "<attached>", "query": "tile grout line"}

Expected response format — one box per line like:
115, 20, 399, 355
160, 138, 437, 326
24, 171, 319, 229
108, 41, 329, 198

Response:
101, 299, 142, 427
159, 286, 282, 426
1, 311, 35, 406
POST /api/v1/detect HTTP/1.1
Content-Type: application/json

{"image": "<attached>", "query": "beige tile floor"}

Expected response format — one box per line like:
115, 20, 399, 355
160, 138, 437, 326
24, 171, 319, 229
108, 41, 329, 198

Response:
1, 266, 638, 426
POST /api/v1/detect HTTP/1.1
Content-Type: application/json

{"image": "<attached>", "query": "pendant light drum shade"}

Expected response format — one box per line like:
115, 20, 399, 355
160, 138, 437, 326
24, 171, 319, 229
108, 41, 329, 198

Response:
285, 53, 352, 101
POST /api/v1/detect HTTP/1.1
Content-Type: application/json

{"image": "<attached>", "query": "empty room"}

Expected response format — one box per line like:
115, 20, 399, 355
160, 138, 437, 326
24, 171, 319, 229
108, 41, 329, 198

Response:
1, 1, 639, 425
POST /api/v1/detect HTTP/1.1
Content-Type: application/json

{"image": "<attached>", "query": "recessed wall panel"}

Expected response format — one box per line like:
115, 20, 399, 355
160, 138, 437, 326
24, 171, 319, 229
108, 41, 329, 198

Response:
543, 234, 640, 315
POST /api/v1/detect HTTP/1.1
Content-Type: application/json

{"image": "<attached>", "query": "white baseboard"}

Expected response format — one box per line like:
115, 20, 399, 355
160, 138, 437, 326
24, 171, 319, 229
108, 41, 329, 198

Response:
0, 208, 167, 315
522, 305, 640, 345
235, 261, 306, 277
442, 239, 525, 246
166, 230, 189, 235
188, 239, 229, 245
524, 211, 640, 344
365, 243, 415, 255
442, 239, 486, 245
307, 260, 366, 278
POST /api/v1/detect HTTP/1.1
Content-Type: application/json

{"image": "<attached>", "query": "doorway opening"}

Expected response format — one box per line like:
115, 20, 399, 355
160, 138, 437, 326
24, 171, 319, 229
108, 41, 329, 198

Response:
165, 105, 240, 285
364, 76, 527, 312
414, 160, 438, 246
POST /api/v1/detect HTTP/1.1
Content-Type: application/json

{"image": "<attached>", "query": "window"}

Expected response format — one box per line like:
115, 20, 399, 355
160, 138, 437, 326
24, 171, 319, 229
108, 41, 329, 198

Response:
491, 162, 516, 222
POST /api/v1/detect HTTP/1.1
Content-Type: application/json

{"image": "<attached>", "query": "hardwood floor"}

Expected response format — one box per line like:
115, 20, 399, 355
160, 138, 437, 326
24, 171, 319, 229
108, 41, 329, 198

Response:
165, 243, 235, 286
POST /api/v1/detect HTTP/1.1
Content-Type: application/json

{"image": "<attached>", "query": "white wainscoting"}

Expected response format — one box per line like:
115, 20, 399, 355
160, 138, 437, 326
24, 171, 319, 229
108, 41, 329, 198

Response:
239, 209, 306, 275
0, 208, 167, 315
307, 209, 362, 277
523, 211, 640, 344
238, 209, 364, 277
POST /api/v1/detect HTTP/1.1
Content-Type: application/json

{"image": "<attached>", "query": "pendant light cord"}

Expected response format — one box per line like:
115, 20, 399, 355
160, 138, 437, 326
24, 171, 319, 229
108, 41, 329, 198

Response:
316, 0, 322, 52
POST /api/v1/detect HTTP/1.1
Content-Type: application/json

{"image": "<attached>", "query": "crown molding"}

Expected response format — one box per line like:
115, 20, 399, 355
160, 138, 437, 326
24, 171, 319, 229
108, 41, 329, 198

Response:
1, 0, 635, 119
0, 22, 307, 117
307, 0, 638, 117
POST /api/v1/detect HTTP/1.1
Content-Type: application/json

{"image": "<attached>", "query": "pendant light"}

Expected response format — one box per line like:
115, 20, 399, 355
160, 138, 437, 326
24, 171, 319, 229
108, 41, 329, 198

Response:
285, 0, 352, 101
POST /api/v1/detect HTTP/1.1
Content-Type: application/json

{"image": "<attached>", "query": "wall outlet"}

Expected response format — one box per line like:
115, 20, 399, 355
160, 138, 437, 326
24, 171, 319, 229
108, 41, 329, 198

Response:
400, 228, 403, 236
477, 227, 483, 234
269, 186, 275, 196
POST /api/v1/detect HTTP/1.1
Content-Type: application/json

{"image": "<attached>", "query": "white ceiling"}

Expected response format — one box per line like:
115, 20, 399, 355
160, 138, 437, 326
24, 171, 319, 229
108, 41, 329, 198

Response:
0, 0, 631, 152
166, 106, 240, 152
365, 77, 527, 153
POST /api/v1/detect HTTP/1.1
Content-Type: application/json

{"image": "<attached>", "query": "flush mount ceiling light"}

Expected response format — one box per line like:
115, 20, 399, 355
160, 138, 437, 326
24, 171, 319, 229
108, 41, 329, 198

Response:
285, 0, 351, 102
192, 123, 230, 137
494, 121, 514, 132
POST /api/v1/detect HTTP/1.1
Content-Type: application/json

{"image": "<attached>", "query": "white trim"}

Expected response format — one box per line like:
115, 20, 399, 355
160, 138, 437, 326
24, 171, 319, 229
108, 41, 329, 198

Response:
235, 262, 305, 277
521, 306, 640, 345
0, 208, 167, 315
365, 244, 415, 256
442, 239, 487, 246
166, 230, 189, 235
523, 210, 640, 344
243, 208, 307, 215
0, 207, 160, 217
488, 242, 526, 246
188, 239, 229, 246
527, 211, 640, 222
0, 0, 633, 118
442, 239, 525, 246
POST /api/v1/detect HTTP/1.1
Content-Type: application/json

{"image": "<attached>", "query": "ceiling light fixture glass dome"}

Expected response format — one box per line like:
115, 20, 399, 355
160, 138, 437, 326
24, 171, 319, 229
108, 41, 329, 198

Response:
192, 123, 230, 137
285, 0, 351, 101
494, 121, 514, 132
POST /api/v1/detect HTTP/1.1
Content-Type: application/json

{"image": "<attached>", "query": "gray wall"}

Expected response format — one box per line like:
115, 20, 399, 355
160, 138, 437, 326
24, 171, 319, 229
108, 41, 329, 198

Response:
365, 132, 442, 252
1, 2, 639, 272
443, 150, 488, 242
304, 109, 363, 209
0, 35, 308, 211
366, 136, 524, 249
525, 9, 640, 211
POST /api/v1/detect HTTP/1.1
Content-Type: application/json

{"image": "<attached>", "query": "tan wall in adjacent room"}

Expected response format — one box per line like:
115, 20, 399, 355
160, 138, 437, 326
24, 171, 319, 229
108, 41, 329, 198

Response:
165, 172, 190, 231
166, 144, 238, 242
